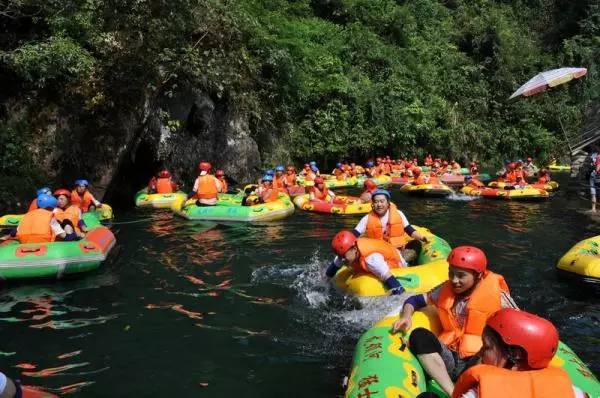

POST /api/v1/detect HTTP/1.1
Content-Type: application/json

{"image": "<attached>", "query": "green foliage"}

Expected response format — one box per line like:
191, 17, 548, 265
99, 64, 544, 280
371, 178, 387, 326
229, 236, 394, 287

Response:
0, 0, 597, 177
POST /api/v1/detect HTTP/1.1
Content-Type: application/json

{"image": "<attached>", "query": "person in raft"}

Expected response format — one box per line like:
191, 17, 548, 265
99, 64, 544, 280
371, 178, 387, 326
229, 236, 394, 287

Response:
326, 230, 407, 295
193, 161, 223, 206
53, 189, 88, 241
242, 175, 279, 206
27, 187, 52, 212
273, 166, 286, 192
391, 246, 517, 396
358, 179, 378, 204
0, 194, 67, 243
450, 308, 588, 398
283, 165, 298, 188
327, 189, 428, 270
147, 170, 178, 194
71, 179, 102, 212
308, 177, 335, 203
215, 169, 231, 193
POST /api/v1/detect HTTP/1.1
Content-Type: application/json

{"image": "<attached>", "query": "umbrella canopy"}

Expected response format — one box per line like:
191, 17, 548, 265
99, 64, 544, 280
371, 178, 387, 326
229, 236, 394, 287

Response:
509, 67, 587, 99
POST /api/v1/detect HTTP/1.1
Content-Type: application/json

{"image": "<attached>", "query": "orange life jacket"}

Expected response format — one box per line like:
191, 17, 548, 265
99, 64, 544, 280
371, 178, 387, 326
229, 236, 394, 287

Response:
196, 175, 219, 200
333, 169, 346, 180
54, 205, 82, 232
414, 175, 428, 185
514, 169, 525, 183
17, 208, 55, 244
437, 271, 509, 358
382, 164, 392, 175
310, 186, 329, 201
355, 166, 365, 174
28, 199, 38, 212
452, 364, 575, 398
217, 177, 228, 192
537, 175, 549, 184
284, 173, 297, 186
365, 203, 408, 248
273, 175, 285, 190
304, 170, 316, 181
261, 188, 279, 203
353, 238, 401, 273
71, 190, 95, 212
156, 177, 174, 194
505, 171, 517, 183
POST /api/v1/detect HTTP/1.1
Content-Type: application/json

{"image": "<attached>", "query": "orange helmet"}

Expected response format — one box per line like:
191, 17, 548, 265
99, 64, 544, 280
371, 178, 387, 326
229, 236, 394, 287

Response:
447, 246, 487, 273
53, 189, 71, 198
198, 162, 212, 172
364, 179, 377, 191
486, 309, 559, 369
331, 231, 357, 256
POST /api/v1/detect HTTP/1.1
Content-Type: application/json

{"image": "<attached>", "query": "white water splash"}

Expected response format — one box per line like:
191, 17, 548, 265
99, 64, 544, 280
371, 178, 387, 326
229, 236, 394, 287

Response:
447, 192, 479, 201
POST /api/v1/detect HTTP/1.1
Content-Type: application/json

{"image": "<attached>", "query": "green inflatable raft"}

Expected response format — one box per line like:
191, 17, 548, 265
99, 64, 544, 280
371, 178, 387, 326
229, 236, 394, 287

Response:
172, 192, 294, 222
345, 307, 600, 398
0, 213, 116, 280
0, 205, 114, 227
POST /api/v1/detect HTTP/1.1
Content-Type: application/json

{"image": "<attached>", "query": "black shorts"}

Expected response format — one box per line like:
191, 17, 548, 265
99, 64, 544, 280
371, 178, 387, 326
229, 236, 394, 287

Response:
409, 327, 479, 380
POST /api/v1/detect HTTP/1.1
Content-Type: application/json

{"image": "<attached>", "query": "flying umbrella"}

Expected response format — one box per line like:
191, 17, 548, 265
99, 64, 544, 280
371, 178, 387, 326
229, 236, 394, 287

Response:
509, 67, 587, 99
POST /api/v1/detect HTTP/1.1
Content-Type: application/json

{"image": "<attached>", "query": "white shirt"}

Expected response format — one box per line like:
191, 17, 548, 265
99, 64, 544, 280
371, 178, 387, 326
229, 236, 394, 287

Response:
354, 207, 410, 236
460, 385, 587, 398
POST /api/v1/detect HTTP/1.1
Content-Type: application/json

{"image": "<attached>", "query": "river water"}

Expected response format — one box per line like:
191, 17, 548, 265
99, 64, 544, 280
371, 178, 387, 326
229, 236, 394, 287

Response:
0, 173, 598, 397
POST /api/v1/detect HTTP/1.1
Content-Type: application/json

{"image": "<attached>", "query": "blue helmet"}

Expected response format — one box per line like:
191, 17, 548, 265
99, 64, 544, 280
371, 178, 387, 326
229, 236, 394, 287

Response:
275, 165, 285, 172
265, 169, 275, 176
74, 179, 89, 187
262, 175, 273, 182
336, 162, 342, 168
37, 194, 58, 209
465, 175, 473, 181
372, 189, 391, 200
36, 187, 52, 196
309, 161, 316, 166
311, 165, 318, 172
366, 161, 374, 167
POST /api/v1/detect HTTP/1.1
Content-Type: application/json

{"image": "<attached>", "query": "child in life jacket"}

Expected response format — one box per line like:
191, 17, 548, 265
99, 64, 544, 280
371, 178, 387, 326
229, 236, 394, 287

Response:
193, 162, 222, 206
27, 187, 52, 212
8, 194, 67, 243
327, 230, 407, 295
283, 165, 298, 188
308, 177, 335, 203
71, 180, 102, 212
53, 189, 87, 241
392, 246, 517, 396
452, 308, 587, 398
273, 166, 286, 191
148, 170, 178, 194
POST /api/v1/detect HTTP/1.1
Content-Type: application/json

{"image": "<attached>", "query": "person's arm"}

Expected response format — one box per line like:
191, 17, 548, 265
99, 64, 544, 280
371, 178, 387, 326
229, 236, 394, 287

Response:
325, 256, 345, 278
398, 209, 428, 243
391, 294, 426, 333
500, 290, 519, 309
78, 208, 88, 232
354, 215, 368, 236
90, 193, 102, 207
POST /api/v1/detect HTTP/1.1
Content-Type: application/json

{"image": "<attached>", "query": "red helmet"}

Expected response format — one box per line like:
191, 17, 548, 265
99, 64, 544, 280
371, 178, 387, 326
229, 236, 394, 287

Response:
314, 176, 325, 184
527, 157, 533, 162
364, 179, 377, 191
158, 170, 171, 178
215, 169, 225, 177
331, 230, 357, 256
53, 188, 71, 198
486, 308, 559, 369
508, 162, 516, 170
304, 163, 310, 168
199, 162, 212, 172
471, 162, 476, 167
447, 246, 487, 273
412, 168, 421, 176
442, 161, 448, 166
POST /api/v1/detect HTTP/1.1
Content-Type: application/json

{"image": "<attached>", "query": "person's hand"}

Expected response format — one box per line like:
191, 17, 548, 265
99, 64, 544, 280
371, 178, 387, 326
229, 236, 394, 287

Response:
97, 203, 103, 208
77, 231, 86, 239
391, 316, 412, 334
81, 225, 88, 233
420, 236, 429, 244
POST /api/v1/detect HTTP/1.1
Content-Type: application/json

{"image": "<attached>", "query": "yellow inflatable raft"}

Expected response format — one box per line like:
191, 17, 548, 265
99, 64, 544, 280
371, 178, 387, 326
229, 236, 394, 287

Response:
460, 185, 549, 201
556, 236, 600, 283
332, 227, 452, 296
134, 189, 188, 208
400, 183, 454, 197
346, 306, 600, 398
487, 181, 559, 192
0, 204, 114, 228
293, 194, 371, 215
548, 161, 571, 171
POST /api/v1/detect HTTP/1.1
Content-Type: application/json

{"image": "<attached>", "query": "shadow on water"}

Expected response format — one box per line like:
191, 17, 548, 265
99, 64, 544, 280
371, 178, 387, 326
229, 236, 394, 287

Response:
0, 173, 598, 396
